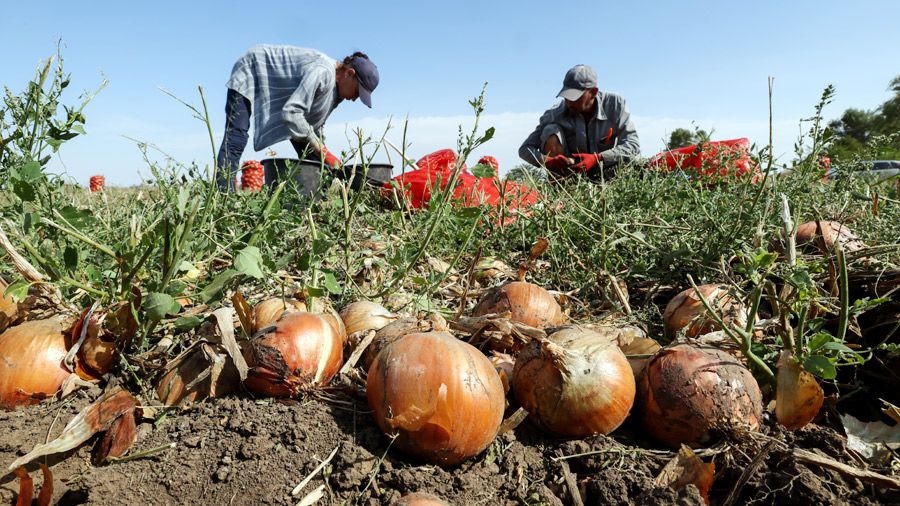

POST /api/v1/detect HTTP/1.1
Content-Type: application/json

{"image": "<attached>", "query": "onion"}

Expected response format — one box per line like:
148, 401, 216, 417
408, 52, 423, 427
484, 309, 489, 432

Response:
637, 343, 763, 447
339, 300, 398, 336
512, 326, 635, 437
775, 350, 824, 430
0, 318, 75, 409
489, 351, 515, 395
243, 312, 343, 397
663, 284, 749, 339
362, 314, 450, 371
367, 331, 505, 466
396, 492, 452, 506
473, 281, 564, 329
253, 297, 305, 333
0, 279, 22, 333
796, 220, 866, 253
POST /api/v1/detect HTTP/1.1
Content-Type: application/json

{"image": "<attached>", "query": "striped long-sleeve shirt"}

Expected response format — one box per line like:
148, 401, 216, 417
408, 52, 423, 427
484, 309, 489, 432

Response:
226, 45, 342, 151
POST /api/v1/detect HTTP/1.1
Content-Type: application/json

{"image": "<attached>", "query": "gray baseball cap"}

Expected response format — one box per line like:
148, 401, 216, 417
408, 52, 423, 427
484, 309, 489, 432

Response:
349, 55, 379, 108
557, 64, 598, 101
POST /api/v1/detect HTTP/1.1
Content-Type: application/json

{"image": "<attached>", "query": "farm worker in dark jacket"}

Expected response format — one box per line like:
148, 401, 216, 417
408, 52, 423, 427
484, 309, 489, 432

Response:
216, 45, 379, 190
519, 64, 640, 180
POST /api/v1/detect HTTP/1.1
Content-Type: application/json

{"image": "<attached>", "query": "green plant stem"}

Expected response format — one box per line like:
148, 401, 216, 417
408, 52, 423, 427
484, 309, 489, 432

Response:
687, 274, 775, 383
41, 217, 117, 261
836, 244, 849, 342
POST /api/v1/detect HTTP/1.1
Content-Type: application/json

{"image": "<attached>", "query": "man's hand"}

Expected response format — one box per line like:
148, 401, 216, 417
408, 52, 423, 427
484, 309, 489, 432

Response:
571, 153, 602, 172
322, 147, 341, 169
544, 154, 570, 172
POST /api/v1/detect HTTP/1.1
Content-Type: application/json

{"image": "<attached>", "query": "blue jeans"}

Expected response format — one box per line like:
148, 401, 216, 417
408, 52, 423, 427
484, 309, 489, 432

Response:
216, 89, 251, 191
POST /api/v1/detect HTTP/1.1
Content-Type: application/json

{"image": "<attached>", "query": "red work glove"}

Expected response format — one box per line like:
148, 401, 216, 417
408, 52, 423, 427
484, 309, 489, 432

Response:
544, 154, 570, 172
321, 147, 341, 169
571, 153, 602, 172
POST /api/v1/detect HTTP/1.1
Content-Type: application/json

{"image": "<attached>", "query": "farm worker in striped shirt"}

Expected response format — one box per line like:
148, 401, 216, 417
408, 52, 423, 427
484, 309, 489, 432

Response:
519, 64, 640, 181
216, 45, 379, 191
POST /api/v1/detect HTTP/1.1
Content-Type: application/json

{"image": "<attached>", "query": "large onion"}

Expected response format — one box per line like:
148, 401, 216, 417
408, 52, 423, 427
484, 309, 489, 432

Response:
473, 281, 564, 329
243, 312, 343, 397
637, 344, 763, 447
339, 300, 398, 336
663, 284, 749, 339
512, 326, 635, 437
0, 318, 74, 410
796, 220, 865, 253
775, 350, 824, 430
367, 331, 505, 466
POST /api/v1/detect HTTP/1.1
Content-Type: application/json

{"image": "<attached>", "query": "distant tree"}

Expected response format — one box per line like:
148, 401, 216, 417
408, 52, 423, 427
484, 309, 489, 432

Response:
666, 127, 711, 150
828, 74, 900, 161
505, 163, 547, 183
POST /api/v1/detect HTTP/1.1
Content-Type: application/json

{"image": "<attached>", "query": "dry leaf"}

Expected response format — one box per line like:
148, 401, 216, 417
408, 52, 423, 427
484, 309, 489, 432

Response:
155, 341, 239, 407
8, 387, 138, 470
94, 408, 138, 464
655, 445, 715, 505
231, 291, 254, 338
36, 464, 53, 506
14, 466, 33, 506
883, 400, 900, 425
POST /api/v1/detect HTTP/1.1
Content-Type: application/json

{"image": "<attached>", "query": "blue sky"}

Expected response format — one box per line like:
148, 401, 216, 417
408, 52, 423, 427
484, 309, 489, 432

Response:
3, 1, 899, 186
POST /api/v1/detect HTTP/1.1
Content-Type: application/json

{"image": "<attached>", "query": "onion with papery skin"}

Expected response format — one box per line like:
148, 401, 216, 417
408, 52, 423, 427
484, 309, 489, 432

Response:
796, 220, 866, 253
253, 297, 305, 333
396, 492, 452, 506
0, 318, 75, 410
473, 281, 564, 329
776, 350, 824, 430
362, 314, 450, 370
0, 279, 22, 333
638, 344, 763, 447
243, 312, 343, 397
489, 351, 515, 395
663, 284, 749, 339
512, 326, 635, 437
339, 300, 398, 336
367, 331, 504, 466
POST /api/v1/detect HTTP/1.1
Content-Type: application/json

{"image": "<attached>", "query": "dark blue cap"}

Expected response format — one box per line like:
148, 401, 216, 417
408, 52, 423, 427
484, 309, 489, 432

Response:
349, 56, 379, 108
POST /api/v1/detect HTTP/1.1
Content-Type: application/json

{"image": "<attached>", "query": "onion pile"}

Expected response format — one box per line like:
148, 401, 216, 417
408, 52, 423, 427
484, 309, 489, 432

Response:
795, 220, 866, 253
637, 344, 763, 447
339, 300, 398, 336
243, 312, 343, 397
367, 331, 505, 466
663, 284, 749, 338
512, 326, 635, 437
473, 281, 564, 329
0, 318, 74, 409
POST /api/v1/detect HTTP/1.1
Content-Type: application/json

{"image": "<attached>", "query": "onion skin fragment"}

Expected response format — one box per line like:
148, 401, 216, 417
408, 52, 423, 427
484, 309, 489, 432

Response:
396, 492, 452, 505
512, 326, 635, 437
473, 281, 564, 329
367, 331, 505, 467
638, 344, 763, 448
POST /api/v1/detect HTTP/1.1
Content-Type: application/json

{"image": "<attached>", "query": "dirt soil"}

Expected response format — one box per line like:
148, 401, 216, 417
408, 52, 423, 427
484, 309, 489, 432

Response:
1, 386, 898, 505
